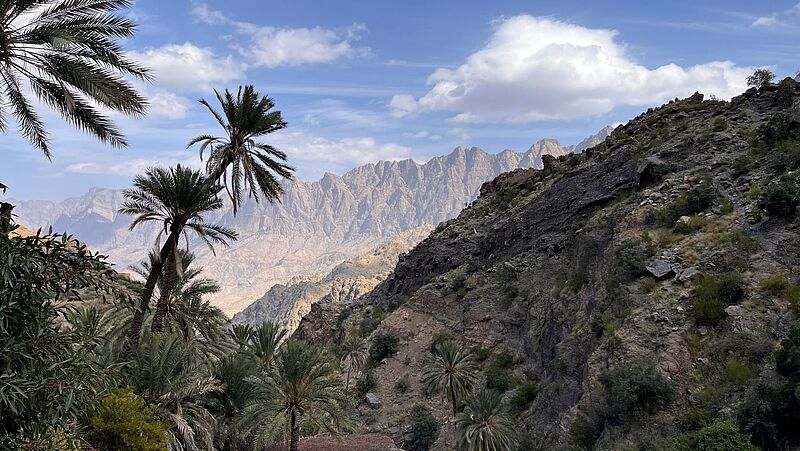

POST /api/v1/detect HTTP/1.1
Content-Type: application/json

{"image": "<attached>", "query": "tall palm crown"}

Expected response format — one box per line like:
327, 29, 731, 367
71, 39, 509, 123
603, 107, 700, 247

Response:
423, 339, 479, 416
247, 320, 287, 369
188, 85, 294, 214
454, 389, 518, 451
120, 165, 237, 343
340, 334, 368, 390
0, 0, 149, 158
239, 339, 347, 451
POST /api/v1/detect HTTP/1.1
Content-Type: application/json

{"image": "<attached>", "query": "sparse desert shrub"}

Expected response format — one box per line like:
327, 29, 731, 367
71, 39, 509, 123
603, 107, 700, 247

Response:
712, 117, 728, 132
725, 358, 752, 385
732, 154, 755, 175
761, 274, 789, 295
717, 272, 746, 304
692, 277, 725, 324
359, 308, 385, 336
616, 238, 654, 277
747, 69, 775, 89
405, 405, 440, 451
599, 359, 674, 422
510, 380, 538, 410
485, 352, 516, 392
356, 369, 377, 396
775, 325, 800, 378
760, 176, 799, 217
87, 388, 170, 451
369, 331, 399, 364
738, 380, 800, 450
569, 412, 603, 450
674, 215, 708, 234
691, 421, 758, 451
640, 277, 658, 294
471, 346, 491, 363
395, 373, 411, 394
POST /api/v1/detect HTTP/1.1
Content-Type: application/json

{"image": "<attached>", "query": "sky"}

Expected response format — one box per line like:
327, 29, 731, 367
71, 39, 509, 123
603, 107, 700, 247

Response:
2, 0, 800, 200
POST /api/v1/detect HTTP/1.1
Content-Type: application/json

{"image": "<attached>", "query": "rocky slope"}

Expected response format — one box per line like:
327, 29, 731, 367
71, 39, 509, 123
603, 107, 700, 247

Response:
231, 225, 433, 333
9, 130, 609, 315
297, 81, 800, 450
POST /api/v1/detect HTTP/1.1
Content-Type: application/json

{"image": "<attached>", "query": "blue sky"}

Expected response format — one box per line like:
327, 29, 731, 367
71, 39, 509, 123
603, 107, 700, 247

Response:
2, 0, 800, 200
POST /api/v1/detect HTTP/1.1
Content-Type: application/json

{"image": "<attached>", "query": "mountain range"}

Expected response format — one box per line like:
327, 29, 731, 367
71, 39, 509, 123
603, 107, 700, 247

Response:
9, 126, 613, 315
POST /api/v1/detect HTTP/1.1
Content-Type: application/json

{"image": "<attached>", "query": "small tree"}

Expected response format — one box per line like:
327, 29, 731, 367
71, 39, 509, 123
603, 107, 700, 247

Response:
454, 389, 518, 451
423, 340, 478, 416
341, 334, 369, 390
747, 69, 775, 89
369, 331, 399, 364
405, 405, 440, 451
88, 388, 170, 451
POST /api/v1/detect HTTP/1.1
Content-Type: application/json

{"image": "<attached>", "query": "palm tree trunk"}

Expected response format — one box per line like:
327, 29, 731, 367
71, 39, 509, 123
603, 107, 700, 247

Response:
289, 409, 299, 451
128, 233, 174, 344
345, 365, 351, 390
150, 245, 177, 333
450, 384, 458, 417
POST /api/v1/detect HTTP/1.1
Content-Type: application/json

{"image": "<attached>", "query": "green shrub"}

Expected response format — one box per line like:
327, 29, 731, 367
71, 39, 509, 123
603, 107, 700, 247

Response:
569, 413, 603, 450
359, 308, 385, 336
761, 274, 789, 295
760, 176, 799, 216
725, 358, 752, 385
776, 325, 800, 379
369, 331, 399, 364
87, 388, 170, 451
692, 277, 724, 324
640, 277, 658, 294
738, 381, 800, 450
405, 404, 440, 451
712, 117, 727, 132
395, 374, 411, 394
599, 359, 674, 422
674, 215, 708, 234
356, 369, 377, 396
485, 352, 516, 392
732, 154, 755, 175
717, 272, 746, 304
510, 380, 538, 410
691, 421, 758, 451
656, 183, 717, 227
616, 238, 654, 277
471, 346, 491, 363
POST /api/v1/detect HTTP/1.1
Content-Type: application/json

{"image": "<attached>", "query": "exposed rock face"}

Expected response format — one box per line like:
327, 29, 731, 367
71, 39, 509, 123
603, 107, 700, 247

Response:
10, 133, 608, 315
297, 83, 800, 450
231, 226, 432, 333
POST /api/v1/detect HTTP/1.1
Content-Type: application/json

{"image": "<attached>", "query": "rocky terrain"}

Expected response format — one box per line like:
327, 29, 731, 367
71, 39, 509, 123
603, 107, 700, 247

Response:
10, 130, 609, 315
231, 225, 433, 333
297, 81, 800, 450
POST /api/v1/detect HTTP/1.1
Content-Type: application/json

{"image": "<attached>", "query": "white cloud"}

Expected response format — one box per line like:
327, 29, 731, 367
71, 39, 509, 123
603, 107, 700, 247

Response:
65, 151, 201, 177
390, 15, 751, 123
191, 3, 370, 68
147, 92, 192, 119
129, 43, 245, 92
752, 16, 778, 27
403, 130, 430, 138
270, 131, 412, 167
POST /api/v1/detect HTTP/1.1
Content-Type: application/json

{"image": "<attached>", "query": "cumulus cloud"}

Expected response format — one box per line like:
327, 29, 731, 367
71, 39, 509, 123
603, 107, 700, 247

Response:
752, 16, 778, 27
270, 131, 412, 167
191, 3, 370, 68
147, 92, 192, 119
390, 15, 751, 123
128, 43, 245, 92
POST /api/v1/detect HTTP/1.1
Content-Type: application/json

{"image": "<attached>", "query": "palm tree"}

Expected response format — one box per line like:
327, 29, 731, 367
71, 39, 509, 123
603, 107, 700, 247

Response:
454, 389, 518, 451
120, 165, 237, 343
188, 85, 294, 214
128, 333, 222, 451
239, 339, 348, 451
247, 320, 287, 369
423, 340, 478, 416
0, 0, 149, 158
230, 324, 255, 348
207, 352, 260, 450
340, 334, 368, 390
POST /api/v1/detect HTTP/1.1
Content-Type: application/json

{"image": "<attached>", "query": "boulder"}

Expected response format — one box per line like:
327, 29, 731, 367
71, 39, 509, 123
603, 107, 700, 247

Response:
646, 260, 676, 280
678, 267, 703, 284
365, 392, 382, 409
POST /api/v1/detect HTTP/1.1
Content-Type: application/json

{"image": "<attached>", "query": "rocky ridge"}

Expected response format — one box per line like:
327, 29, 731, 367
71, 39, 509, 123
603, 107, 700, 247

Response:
296, 81, 800, 450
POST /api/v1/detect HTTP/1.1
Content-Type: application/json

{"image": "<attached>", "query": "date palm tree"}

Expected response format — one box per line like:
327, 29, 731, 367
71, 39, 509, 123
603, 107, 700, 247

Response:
423, 339, 478, 416
238, 339, 348, 451
120, 165, 237, 344
188, 85, 294, 214
454, 389, 518, 451
0, 0, 149, 158
247, 321, 287, 369
340, 334, 368, 390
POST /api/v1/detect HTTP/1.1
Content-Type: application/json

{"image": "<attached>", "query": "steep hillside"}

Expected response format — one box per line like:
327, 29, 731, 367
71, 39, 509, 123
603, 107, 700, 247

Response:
10, 131, 609, 315
297, 81, 800, 450
231, 225, 433, 333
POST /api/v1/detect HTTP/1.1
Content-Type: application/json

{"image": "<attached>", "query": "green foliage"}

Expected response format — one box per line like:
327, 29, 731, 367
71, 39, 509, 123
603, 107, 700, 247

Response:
691, 273, 744, 325
405, 405, 440, 451
569, 413, 602, 450
640, 277, 658, 294
616, 237, 655, 278
430, 331, 456, 354
717, 272, 746, 304
690, 421, 758, 451
760, 175, 799, 217
747, 69, 775, 88
653, 182, 716, 228
732, 154, 755, 175
510, 380, 539, 410
712, 117, 728, 132
88, 389, 170, 451
761, 274, 790, 295
423, 340, 479, 416
359, 308, 386, 336
485, 352, 517, 392
0, 228, 125, 443
454, 389, 518, 451
395, 374, 411, 394
369, 331, 400, 364
356, 369, 377, 397
599, 359, 674, 422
